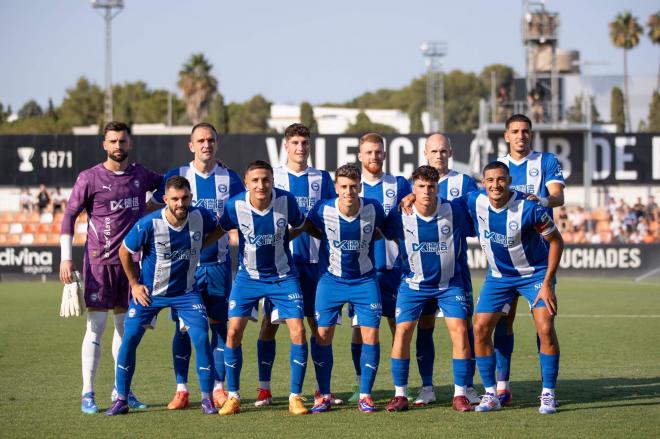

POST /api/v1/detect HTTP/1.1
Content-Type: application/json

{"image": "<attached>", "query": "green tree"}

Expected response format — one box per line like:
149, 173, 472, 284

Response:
648, 91, 660, 131
444, 70, 485, 132
300, 102, 318, 133
58, 76, 104, 128
566, 94, 601, 123
648, 12, 660, 91
480, 64, 515, 94
344, 111, 397, 134
611, 86, 625, 132
609, 11, 643, 131
17, 100, 43, 119
46, 98, 58, 122
228, 94, 271, 133
207, 93, 229, 134
408, 99, 424, 133
177, 53, 218, 125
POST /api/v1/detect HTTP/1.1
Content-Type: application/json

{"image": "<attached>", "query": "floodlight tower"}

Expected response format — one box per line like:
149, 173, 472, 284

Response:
92, 0, 124, 124
420, 41, 447, 133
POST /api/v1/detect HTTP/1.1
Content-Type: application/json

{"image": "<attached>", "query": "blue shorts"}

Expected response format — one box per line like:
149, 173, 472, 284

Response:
476, 270, 554, 314
264, 262, 319, 318
316, 274, 381, 328
378, 269, 402, 318
229, 274, 304, 323
172, 262, 231, 322
127, 291, 209, 332
395, 283, 469, 323
419, 289, 474, 317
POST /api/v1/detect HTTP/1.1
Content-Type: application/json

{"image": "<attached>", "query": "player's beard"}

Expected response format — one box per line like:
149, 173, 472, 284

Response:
108, 150, 128, 163
363, 161, 382, 175
169, 205, 189, 221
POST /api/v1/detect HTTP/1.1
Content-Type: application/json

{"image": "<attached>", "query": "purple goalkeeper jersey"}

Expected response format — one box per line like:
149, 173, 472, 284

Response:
61, 163, 162, 265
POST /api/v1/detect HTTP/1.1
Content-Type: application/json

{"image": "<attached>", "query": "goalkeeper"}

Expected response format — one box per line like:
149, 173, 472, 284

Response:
58, 121, 162, 414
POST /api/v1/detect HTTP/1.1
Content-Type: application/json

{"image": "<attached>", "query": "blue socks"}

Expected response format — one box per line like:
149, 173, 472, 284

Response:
476, 354, 497, 389
391, 358, 410, 387
313, 343, 334, 395
257, 339, 276, 382
187, 325, 214, 394
359, 343, 380, 394
539, 352, 560, 389
224, 346, 243, 392
494, 319, 514, 382
289, 343, 308, 394
416, 327, 435, 387
172, 324, 192, 385
350, 342, 362, 377
115, 323, 145, 398
452, 358, 470, 387
210, 322, 227, 383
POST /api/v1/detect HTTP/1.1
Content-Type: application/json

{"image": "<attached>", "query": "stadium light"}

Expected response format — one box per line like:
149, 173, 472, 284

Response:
92, 0, 124, 125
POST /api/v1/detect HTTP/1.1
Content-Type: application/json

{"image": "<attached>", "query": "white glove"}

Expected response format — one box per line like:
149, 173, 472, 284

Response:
60, 271, 84, 317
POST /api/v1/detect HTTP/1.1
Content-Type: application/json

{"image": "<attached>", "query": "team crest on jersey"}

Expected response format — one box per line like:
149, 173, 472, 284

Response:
385, 189, 396, 198
192, 231, 202, 241
529, 168, 540, 177
450, 187, 460, 197
440, 225, 451, 235
508, 221, 519, 231
363, 224, 373, 234
311, 182, 320, 191
218, 184, 228, 193
276, 218, 287, 228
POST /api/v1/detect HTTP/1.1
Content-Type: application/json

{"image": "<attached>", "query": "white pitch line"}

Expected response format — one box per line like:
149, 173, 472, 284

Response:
558, 314, 660, 318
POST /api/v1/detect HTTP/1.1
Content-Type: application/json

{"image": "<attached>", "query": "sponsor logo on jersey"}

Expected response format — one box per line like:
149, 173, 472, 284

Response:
288, 292, 303, 300
332, 239, 368, 251
294, 196, 316, 209
195, 198, 224, 214
247, 233, 283, 247
164, 248, 197, 261
110, 196, 140, 211
483, 230, 515, 247
412, 242, 448, 254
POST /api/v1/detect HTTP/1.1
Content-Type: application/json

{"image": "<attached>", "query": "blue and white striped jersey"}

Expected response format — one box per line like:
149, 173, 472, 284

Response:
439, 170, 478, 200
306, 197, 385, 280
498, 151, 564, 198
273, 165, 335, 264
463, 191, 557, 279
123, 206, 218, 296
382, 199, 474, 291
360, 174, 411, 271
152, 162, 244, 264
220, 188, 304, 280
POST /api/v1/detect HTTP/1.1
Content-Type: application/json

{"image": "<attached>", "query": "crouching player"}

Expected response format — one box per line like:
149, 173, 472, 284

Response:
380, 166, 474, 412
293, 164, 386, 413
467, 161, 563, 414
209, 160, 310, 416
107, 176, 219, 415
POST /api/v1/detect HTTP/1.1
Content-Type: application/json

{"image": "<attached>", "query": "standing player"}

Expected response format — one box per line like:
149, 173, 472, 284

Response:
381, 166, 473, 412
107, 176, 219, 415
296, 164, 386, 414
466, 161, 563, 414
401, 134, 480, 406
149, 123, 244, 411
347, 133, 411, 402
254, 123, 336, 407
59, 121, 161, 414
210, 160, 310, 416
494, 114, 565, 406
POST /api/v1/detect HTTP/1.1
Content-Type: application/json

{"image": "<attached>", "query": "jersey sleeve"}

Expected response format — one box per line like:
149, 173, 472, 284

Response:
123, 219, 150, 254
61, 171, 91, 236
228, 169, 246, 196
397, 176, 413, 202
450, 198, 476, 237
147, 167, 163, 192
288, 193, 305, 228
321, 171, 336, 199
532, 203, 557, 236
306, 200, 325, 231
199, 207, 220, 235
381, 209, 403, 241
219, 198, 238, 231
151, 168, 177, 205
543, 154, 565, 187
464, 175, 479, 194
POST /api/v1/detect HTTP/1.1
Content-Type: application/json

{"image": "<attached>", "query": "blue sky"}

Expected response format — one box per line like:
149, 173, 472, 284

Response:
0, 0, 657, 111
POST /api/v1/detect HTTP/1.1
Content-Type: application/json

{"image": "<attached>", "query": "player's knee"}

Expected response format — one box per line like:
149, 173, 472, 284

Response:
288, 323, 306, 344
472, 322, 491, 343
316, 328, 333, 345
226, 326, 243, 347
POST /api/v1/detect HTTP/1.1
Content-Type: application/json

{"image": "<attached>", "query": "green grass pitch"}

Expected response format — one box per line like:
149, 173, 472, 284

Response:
0, 277, 659, 438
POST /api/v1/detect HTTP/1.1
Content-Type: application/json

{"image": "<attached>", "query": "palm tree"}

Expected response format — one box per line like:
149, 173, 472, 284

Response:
648, 12, 660, 91
177, 53, 218, 124
609, 11, 642, 132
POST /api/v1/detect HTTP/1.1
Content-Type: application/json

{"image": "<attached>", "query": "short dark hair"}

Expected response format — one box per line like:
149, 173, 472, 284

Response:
284, 123, 310, 140
505, 113, 532, 130
191, 122, 218, 138
103, 121, 131, 136
482, 161, 510, 176
245, 160, 273, 175
359, 132, 385, 149
412, 165, 440, 183
165, 175, 191, 192
335, 164, 361, 182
